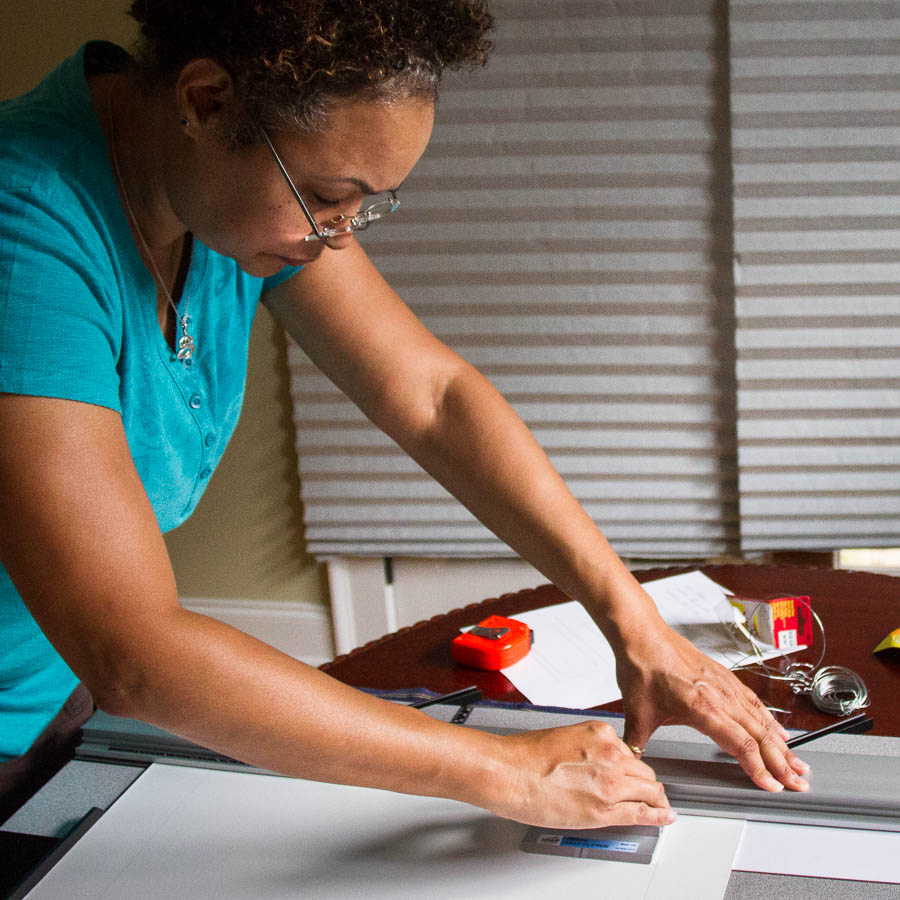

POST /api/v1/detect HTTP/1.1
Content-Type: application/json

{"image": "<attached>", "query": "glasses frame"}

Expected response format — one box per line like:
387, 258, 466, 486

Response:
260, 127, 398, 243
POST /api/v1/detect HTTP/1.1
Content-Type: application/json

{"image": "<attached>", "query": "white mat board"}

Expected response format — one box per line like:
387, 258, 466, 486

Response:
734, 820, 900, 884
26, 763, 743, 900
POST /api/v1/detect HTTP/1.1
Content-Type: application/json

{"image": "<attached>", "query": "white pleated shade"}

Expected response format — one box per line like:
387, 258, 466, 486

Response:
288, 0, 900, 559
730, 0, 900, 551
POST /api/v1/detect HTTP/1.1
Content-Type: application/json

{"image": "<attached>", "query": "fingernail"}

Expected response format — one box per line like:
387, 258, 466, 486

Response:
663, 809, 678, 824
790, 775, 810, 791
764, 777, 784, 792
794, 759, 810, 774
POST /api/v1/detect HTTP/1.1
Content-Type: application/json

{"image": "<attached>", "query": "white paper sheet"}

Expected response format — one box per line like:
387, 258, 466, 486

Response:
27, 763, 744, 900
641, 570, 735, 613
501, 570, 795, 709
500, 601, 622, 708
642, 571, 806, 667
734, 821, 900, 884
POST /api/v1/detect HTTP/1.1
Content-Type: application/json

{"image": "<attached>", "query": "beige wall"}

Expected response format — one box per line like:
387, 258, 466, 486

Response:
2, 0, 329, 608
1, 0, 137, 93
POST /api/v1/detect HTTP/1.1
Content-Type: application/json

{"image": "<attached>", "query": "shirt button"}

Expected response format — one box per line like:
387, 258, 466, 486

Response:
204, 433, 216, 447
199, 467, 212, 479
189, 394, 202, 409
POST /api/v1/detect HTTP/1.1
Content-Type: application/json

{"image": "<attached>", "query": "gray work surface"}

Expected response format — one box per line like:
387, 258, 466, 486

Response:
3, 761, 143, 839
4, 704, 898, 899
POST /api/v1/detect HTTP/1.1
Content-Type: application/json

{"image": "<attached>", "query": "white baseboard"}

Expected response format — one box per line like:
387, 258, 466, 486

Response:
180, 597, 335, 667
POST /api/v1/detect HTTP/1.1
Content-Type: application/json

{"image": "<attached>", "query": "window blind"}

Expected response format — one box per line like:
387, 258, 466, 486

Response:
288, 0, 739, 559
730, 0, 900, 551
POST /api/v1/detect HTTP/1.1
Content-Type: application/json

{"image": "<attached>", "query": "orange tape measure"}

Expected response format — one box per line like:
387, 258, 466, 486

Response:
451, 614, 534, 670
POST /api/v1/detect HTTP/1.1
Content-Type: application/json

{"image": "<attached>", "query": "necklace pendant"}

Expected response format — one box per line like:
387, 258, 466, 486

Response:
176, 330, 196, 362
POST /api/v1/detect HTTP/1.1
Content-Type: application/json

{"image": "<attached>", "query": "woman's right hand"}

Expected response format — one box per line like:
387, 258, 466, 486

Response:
483, 721, 676, 829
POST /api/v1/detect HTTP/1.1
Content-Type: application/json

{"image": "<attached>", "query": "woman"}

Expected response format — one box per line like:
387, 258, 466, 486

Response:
0, 0, 809, 827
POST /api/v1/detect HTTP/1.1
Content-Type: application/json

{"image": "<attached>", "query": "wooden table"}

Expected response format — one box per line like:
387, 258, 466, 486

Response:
321, 564, 900, 736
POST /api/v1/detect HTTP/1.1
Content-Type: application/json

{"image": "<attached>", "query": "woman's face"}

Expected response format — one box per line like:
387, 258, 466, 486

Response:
167, 93, 435, 277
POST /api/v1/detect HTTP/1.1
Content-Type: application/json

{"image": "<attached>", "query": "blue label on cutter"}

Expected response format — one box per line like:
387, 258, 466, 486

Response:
560, 837, 639, 852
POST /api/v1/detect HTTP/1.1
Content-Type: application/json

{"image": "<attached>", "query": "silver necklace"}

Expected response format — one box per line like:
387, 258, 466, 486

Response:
107, 90, 196, 362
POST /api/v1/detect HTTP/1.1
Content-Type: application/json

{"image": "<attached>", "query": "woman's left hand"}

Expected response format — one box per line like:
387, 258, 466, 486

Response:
614, 620, 811, 792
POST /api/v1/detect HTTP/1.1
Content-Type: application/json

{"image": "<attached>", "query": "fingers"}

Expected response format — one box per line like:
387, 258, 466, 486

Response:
700, 697, 810, 792
756, 730, 809, 791
589, 727, 673, 816
786, 749, 811, 776
617, 801, 678, 828
752, 704, 810, 776
611, 762, 677, 827
619, 770, 671, 808
773, 721, 810, 776
619, 754, 659, 782
738, 690, 810, 790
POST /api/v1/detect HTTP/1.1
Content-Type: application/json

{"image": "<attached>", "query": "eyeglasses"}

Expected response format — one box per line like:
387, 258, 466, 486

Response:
260, 127, 399, 243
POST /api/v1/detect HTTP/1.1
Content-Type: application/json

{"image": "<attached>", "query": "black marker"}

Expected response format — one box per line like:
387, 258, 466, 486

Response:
786, 712, 873, 749
411, 686, 483, 710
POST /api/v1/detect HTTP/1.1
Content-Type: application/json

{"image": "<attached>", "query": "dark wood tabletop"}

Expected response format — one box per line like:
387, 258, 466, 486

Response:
321, 564, 900, 737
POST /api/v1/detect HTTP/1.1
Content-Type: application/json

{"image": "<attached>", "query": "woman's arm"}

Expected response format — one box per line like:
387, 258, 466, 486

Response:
0, 391, 673, 828
265, 242, 809, 793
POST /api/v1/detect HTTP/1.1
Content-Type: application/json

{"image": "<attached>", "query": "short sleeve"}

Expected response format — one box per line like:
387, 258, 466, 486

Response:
0, 182, 123, 411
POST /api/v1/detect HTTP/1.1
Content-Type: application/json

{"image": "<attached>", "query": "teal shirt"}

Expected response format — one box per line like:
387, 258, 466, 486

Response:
0, 43, 300, 759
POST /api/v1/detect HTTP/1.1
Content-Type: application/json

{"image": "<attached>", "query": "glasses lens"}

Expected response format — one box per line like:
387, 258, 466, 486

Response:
348, 193, 399, 235
361, 193, 400, 218
303, 192, 399, 242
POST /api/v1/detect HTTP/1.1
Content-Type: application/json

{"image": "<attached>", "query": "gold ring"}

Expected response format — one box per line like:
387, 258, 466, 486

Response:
627, 744, 644, 757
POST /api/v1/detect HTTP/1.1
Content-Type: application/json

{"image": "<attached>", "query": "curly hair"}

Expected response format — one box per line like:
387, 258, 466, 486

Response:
128, 0, 494, 146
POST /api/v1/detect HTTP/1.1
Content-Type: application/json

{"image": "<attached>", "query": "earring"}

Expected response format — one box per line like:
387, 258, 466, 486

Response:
179, 116, 190, 126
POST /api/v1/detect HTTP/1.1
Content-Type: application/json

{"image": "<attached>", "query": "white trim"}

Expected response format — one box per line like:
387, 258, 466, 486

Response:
325, 558, 396, 655
837, 548, 900, 576
180, 597, 334, 667
326, 558, 358, 656
383, 581, 399, 636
